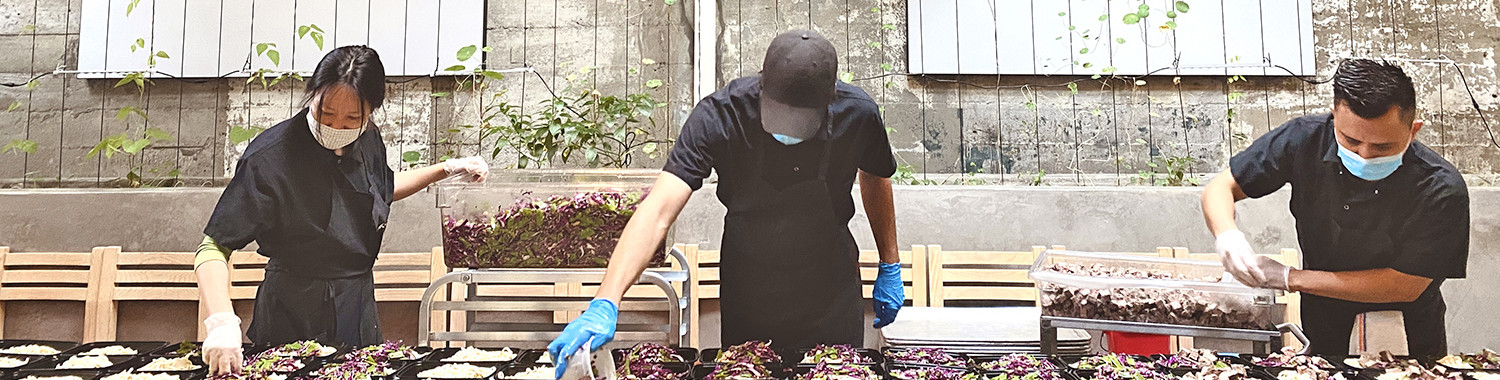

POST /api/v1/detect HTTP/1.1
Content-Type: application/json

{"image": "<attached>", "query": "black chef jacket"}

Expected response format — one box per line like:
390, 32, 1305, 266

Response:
204, 108, 395, 279
1231, 113, 1469, 357
663, 75, 898, 220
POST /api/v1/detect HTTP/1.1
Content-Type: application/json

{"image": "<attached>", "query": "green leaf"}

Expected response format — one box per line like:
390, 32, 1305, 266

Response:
1099, 14, 1109, 21
116, 107, 136, 120
256, 43, 269, 55
431, 92, 452, 98
402, 150, 421, 163
1057, 12, 1066, 17
122, 138, 151, 154
1165, 20, 1178, 29
1122, 13, 1141, 24
1176, 1, 1190, 13
1137, 9, 1149, 18
1068, 26, 1076, 31
298, 25, 310, 38
229, 125, 265, 145
870, 6, 880, 13
1116, 38, 1127, 44
456, 45, 478, 61
266, 50, 280, 66
1139, 3, 1151, 11
1067, 82, 1079, 94
311, 24, 324, 33
126, 0, 140, 16
868, 41, 883, 48
881, 62, 894, 72
155, 51, 169, 59
6, 101, 20, 112
145, 127, 175, 142
481, 70, 506, 80
883, 23, 897, 31
443, 65, 467, 72
1166, 11, 1178, 18
136, 38, 146, 48
19, 24, 35, 34
840, 72, 854, 83
644, 79, 663, 89
2, 139, 37, 154
1082, 62, 1094, 68
1080, 48, 1090, 54
664, 0, 678, 4
24, 79, 38, 90
312, 33, 324, 50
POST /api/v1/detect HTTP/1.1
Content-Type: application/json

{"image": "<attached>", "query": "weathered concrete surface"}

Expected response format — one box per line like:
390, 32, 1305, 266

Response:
4, 0, 1500, 186
0, 185, 1495, 351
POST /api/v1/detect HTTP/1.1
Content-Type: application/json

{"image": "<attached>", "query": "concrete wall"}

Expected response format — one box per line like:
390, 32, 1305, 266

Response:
0, 185, 1494, 351
3, 0, 1500, 187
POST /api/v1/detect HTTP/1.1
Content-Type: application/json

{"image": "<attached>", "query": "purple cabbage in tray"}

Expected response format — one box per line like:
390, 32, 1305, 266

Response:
892, 366, 967, 380
614, 359, 679, 380
624, 343, 686, 364
614, 343, 684, 379
887, 348, 966, 367
1085, 355, 1170, 380
706, 361, 774, 380
977, 354, 1058, 379
715, 341, 780, 365
798, 362, 878, 380
342, 340, 420, 362
311, 359, 395, 380
801, 345, 871, 364
443, 191, 665, 268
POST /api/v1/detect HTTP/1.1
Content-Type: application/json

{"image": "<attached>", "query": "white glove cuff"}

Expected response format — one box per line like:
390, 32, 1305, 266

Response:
205, 312, 241, 330
1216, 229, 1245, 241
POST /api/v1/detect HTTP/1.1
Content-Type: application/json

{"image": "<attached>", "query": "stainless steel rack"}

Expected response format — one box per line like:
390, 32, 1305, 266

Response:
1040, 316, 1309, 355
418, 248, 691, 347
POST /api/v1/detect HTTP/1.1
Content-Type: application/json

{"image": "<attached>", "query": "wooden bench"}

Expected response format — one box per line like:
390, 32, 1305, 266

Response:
92, 247, 199, 341
0, 246, 105, 341
927, 245, 1175, 306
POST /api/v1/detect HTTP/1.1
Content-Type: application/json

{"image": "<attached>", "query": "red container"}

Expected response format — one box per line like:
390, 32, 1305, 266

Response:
1105, 331, 1171, 355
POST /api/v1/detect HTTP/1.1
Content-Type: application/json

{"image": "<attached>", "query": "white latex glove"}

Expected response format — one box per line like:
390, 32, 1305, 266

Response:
1215, 230, 1263, 286
203, 312, 244, 375
444, 156, 490, 183
1254, 255, 1291, 290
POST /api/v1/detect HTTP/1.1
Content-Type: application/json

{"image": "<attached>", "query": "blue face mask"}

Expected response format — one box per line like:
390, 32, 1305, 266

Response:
771, 133, 805, 145
1336, 142, 1405, 181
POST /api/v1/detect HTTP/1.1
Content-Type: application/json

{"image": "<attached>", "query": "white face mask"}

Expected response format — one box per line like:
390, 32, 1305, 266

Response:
306, 105, 365, 150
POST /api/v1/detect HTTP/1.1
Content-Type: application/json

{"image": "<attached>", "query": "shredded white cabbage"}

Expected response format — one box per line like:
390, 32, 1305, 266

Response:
1, 344, 60, 355
444, 347, 517, 362
58, 355, 114, 369
140, 356, 200, 371
82, 346, 138, 356
418, 363, 497, 379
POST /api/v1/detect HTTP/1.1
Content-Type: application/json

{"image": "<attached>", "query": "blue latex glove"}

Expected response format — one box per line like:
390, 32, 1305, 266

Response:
873, 262, 904, 328
548, 299, 618, 379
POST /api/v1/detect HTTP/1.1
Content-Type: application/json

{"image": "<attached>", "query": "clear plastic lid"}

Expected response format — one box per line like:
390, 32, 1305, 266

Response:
1028, 250, 1277, 300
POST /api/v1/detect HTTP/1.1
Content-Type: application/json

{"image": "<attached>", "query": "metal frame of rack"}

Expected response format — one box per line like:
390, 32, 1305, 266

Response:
417, 247, 692, 347
1040, 316, 1310, 355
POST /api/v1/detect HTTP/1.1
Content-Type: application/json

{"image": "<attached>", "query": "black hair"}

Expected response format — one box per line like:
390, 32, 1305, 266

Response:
1332, 59, 1417, 121
304, 45, 386, 110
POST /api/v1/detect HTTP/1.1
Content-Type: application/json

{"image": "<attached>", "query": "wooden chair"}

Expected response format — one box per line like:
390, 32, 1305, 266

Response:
92, 247, 199, 341
1177, 247, 1303, 349
0, 246, 105, 341
686, 244, 928, 348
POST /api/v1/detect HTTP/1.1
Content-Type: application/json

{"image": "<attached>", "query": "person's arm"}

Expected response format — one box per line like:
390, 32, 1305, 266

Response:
393, 164, 447, 201
194, 237, 235, 317
1289, 268, 1433, 303
1202, 169, 1249, 235
592, 172, 695, 304
859, 170, 898, 264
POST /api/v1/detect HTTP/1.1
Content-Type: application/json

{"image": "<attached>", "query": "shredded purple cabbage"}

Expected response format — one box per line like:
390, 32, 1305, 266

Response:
443, 191, 665, 268
707, 362, 773, 380
715, 341, 780, 366
888, 348, 966, 367
623, 343, 686, 364
892, 366, 967, 380
798, 362, 878, 380
977, 354, 1057, 378
801, 345, 871, 364
342, 340, 420, 362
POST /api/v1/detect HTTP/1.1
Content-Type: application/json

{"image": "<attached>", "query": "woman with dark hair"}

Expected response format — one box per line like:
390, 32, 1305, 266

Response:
192, 46, 490, 374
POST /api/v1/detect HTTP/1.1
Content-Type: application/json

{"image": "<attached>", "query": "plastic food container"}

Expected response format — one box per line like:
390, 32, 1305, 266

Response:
1028, 250, 1277, 331
435, 169, 670, 269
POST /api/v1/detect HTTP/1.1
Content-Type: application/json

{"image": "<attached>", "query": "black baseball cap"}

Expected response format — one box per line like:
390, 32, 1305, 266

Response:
761, 29, 838, 141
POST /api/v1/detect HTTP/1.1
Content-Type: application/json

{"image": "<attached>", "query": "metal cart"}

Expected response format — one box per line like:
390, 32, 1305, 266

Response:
418, 247, 692, 347
1040, 316, 1309, 355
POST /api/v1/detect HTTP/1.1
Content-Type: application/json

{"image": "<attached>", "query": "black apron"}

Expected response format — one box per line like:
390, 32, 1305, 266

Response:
719, 130, 864, 353
1302, 173, 1448, 358
247, 153, 385, 347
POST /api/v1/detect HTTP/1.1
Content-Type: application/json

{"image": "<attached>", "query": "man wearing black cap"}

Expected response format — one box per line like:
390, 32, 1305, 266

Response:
547, 30, 903, 373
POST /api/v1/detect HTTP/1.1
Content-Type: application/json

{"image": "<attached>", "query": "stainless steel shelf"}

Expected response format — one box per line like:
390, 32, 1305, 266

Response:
1039, 315, 1307, 355
418, 247, 692, 347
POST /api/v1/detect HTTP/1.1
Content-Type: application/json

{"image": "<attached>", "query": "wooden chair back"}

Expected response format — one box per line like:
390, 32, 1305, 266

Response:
0, 246, 105, 341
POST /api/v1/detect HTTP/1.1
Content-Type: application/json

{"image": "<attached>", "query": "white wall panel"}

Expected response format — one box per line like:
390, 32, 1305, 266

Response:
79, 0, 484, 78
908, 0, 1315, 76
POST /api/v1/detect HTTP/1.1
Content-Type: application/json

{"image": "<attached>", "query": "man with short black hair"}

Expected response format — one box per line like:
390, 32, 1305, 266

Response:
545, 30, 904, 378
1201, 59, 1469, 357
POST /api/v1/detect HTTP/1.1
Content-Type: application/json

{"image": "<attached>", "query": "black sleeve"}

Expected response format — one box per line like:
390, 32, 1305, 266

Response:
1392, 181, 1470, 279
1230, 119, 1306, 198
663, 100, 725, 190
858, 104, 897, 178
203, 159, 277, 250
